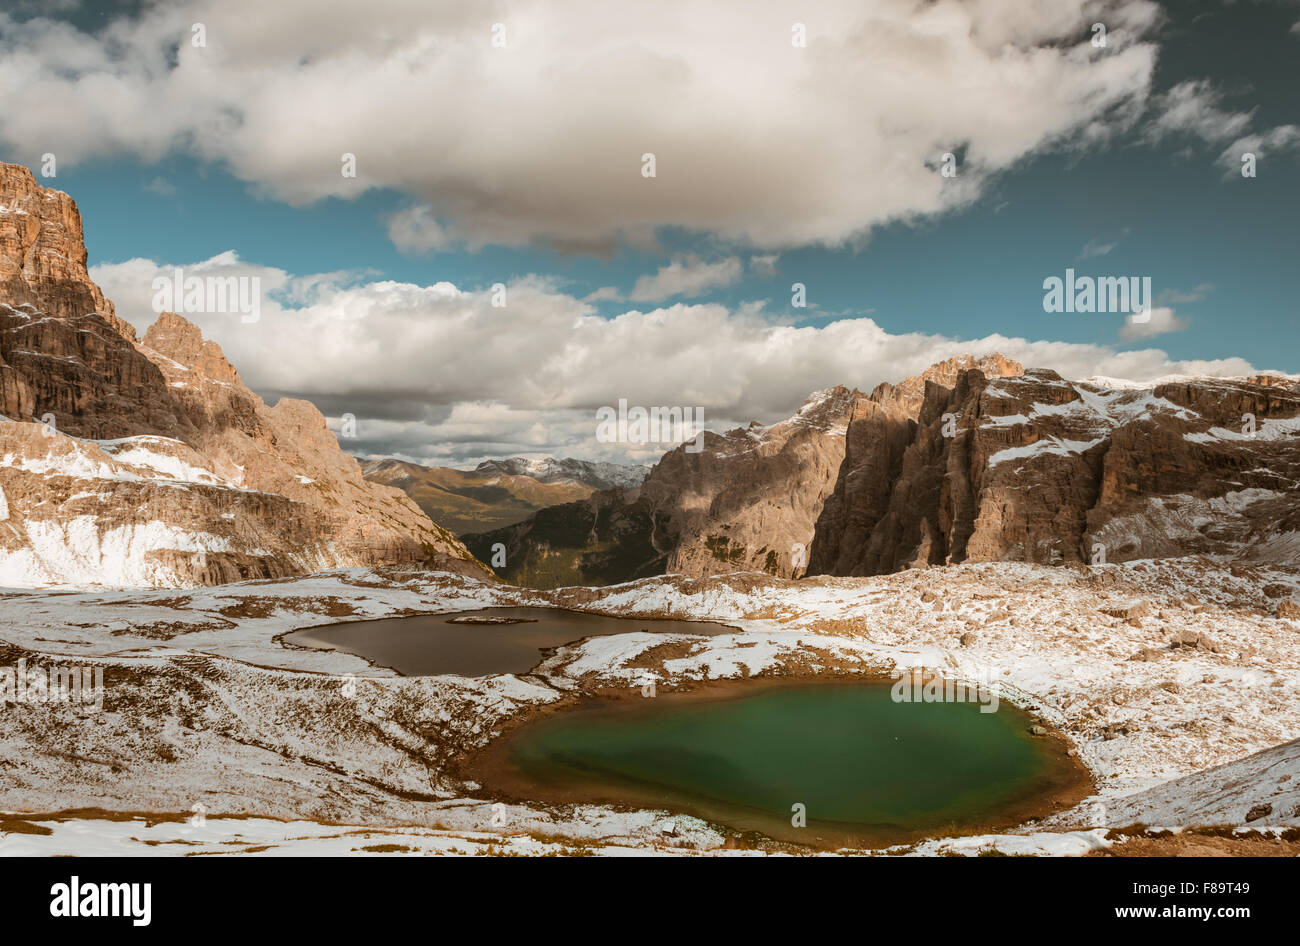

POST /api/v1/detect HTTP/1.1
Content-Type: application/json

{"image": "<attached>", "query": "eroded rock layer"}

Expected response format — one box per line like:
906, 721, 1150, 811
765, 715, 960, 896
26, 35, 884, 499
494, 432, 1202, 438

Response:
0, 163, 485, 587
809, 366, 1300, 575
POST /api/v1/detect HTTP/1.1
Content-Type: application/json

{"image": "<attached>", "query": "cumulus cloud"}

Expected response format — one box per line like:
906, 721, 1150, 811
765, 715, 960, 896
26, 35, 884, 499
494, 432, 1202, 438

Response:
90, 254, 1263, 467
387, 205, 450, 254
1118, 305, 1187, 341
582, 286, 622, 303
0, 0, 1163, 252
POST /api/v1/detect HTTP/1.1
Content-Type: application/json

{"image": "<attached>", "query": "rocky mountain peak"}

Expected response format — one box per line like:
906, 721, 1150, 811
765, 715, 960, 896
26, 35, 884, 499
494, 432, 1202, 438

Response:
810, 363, 1300, 577
0, 164, 486, 588
0, 162, 135, 341
922, 352, 1023, 386
142, 311, 243, 385
786, 385, 863, 430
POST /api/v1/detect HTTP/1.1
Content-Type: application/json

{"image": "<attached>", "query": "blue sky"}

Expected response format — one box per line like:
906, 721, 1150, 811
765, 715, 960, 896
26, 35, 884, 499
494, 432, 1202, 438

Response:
2, 0, 1297, 465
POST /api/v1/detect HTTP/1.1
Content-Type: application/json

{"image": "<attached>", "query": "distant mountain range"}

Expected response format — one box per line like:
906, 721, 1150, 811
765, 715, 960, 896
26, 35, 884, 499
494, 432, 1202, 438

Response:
471, 456, 649, 490
362, 456, 649, 535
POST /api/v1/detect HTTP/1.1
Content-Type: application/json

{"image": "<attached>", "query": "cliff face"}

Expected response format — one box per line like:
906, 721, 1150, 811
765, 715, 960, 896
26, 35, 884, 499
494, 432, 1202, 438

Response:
464, 385, 872, 587
0, 163, 134, 339
470, 348, 1300, 591
0, 163, 486, 588
807, 355, 1026, 575
808, 365, 1300, 575
648, 385, 867, 579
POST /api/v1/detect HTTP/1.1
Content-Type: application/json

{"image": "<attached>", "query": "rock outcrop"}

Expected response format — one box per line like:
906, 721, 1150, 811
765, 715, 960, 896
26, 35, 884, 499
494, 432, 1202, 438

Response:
0, 163, 486, 588
0, 163, 134, 339
809, 364, 1300, 575
646, 385, 868, 579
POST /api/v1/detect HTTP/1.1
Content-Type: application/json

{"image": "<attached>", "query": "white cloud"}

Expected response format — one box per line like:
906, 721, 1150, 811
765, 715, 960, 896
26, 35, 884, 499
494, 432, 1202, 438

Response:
749, 254, 780, 276
387, 205, 450, 254
1143, 80, 1300, 177
629, 256, 743, 302
1118, 305, 1187, 341
143, 176, 177, 196
0, 0, 1163, 252
1218, 124, 1300, 175
90, 254, 1262, 467
1144, 79, 1253, 144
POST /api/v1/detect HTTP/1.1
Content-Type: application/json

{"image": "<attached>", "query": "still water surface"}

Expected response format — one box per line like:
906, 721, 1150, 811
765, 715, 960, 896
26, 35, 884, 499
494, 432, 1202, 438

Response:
284, 606, 737, 676
476, 681, 1084, 847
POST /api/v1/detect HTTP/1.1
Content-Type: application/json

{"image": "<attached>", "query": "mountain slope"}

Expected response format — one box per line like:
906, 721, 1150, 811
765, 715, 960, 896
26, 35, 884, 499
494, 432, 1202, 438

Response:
0, 162, 486, 587
361, 457, 645, 534
463, 383, 879, 586
809, 365, 1300, 575
468, 352, 1300, 589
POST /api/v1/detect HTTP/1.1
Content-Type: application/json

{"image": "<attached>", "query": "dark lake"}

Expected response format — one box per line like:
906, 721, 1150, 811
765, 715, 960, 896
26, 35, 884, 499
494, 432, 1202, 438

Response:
283, 606, 737, 676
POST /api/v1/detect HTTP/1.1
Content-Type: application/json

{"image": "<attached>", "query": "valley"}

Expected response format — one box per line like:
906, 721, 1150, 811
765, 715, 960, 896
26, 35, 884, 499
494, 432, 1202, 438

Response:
2, 557, 1298, 855
1, 160, 1298, 858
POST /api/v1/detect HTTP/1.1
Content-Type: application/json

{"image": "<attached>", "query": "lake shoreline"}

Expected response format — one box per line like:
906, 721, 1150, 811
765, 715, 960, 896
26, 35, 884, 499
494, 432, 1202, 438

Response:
461, 673, 1095, 852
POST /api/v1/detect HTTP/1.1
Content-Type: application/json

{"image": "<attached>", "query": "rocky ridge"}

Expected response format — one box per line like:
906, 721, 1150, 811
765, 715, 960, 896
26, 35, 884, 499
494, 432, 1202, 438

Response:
472, 456, 649, 490
466, 355, 1022, 587
0, 163, 484, 588
809, 364, 1300, 575
464, 384, 868, 586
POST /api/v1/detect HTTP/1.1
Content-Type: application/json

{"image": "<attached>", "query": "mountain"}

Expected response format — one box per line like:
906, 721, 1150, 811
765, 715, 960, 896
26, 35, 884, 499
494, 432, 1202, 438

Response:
0, 162, 486, 588
471, 456, 649, 490
809, 365, 1300, 575
462, 382, 884, 587
361, 456, 647, 535
467, 352, 1300, 589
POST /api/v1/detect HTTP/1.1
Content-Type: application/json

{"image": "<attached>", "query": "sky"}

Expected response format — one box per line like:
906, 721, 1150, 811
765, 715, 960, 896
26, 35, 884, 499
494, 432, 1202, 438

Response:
1, 0, 1297, 468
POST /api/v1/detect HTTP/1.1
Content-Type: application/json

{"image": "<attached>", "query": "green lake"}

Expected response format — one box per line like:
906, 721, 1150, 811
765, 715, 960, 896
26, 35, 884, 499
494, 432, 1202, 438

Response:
477, 681, 1085, 848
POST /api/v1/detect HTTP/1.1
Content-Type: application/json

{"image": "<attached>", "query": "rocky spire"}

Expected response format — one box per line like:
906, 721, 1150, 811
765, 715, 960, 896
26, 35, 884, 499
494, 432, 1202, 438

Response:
0, 162, 137, 340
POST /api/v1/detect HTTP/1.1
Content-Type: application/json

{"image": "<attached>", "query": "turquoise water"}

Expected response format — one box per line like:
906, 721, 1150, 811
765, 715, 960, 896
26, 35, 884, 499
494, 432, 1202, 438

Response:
495, 682, 1074, 845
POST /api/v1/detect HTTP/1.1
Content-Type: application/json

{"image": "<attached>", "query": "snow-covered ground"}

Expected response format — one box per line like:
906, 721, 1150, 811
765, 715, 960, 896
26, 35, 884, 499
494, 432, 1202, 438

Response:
2, 558, 1299, 855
